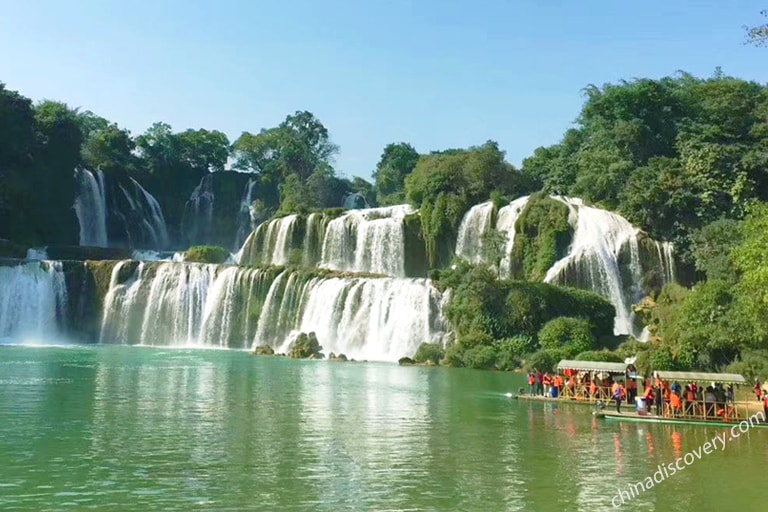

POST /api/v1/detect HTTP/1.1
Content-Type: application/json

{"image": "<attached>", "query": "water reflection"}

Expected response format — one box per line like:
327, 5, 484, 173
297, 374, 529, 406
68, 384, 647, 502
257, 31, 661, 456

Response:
0, 347, 767, 511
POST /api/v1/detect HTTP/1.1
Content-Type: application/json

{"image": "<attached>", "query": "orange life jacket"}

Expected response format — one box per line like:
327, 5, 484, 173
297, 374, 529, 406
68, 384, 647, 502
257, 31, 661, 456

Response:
528, 374, 535, 385
543, 374, 552, 386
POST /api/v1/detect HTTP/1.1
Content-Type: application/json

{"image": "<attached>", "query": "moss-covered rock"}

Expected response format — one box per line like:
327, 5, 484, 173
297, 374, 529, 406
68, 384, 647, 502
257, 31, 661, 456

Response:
184, 245, 230, 264
288, 332, 324, 359
252, 344, 275, 356
398, 357, 416, 366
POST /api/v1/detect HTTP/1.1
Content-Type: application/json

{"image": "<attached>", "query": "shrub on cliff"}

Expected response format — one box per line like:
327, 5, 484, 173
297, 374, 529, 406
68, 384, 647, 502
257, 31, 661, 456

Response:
509, 192, 572, 281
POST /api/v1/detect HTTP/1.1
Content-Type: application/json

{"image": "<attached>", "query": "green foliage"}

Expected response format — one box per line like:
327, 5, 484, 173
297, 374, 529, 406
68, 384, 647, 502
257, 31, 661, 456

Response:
184, 245, 230, 264
413, 342, 445, 364
435, 259, 614, 369
523, 349, 558, 373
480, 229, 508, 276
509, 192, 572, 280
521, 73, 768, 269
537, 317, 597, 359
461, 345, 497, 370
405, 141, 533, 267
373, 142, 419, 205
574, 350, 623, 363
745, 10, 768, 47
732, 203, 768, 343
725, 349, 768, 382
690, 218, 742, 282
493, 335, 535, 371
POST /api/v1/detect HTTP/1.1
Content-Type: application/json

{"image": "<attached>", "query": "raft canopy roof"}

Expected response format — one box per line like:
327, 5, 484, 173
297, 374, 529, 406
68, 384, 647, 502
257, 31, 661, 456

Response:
654, 370, 747, 385
557, 360, 627, 374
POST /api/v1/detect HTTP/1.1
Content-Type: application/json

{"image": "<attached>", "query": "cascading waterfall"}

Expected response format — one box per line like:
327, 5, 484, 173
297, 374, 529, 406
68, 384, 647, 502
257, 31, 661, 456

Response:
131, 178, 170, 249
496, 196, 530, 276
0, 261, 68, 341
240, 215, 299, 266
455, 202, 495, 263
74, 168, 108, 247
97, 261, 446, 360
451, 195, 675, 337
252, 269, 446, 360
235, 179, 258, 250
183, 178, 215, 246
541, 197, 646, 336
320, 205, 415, 276
238, 205, 415, 276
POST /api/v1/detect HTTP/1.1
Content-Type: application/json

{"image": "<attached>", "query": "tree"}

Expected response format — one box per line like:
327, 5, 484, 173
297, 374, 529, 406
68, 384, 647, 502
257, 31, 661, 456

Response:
373, 142, 419, 205
176, 129, 229, 172
233, 111, 340, 212
745, 10, 768, 46
81, 123, 137, 173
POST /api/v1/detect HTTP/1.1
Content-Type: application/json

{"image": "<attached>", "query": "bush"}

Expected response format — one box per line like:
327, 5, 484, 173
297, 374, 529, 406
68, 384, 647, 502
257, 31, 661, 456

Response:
493, 335, 535, 371
574, 350, 623, 363
184, 245, 230, 264
725, 349, 768, 383
442, 343, 465, 367
462, 345, 497, 369
523, 349, 558, 373
538, 317, 597, 358
413, 342, 444, 364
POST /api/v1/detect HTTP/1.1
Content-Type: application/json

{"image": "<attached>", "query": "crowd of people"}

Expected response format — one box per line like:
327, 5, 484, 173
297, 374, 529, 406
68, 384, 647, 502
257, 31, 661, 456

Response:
526, 369, 765, 420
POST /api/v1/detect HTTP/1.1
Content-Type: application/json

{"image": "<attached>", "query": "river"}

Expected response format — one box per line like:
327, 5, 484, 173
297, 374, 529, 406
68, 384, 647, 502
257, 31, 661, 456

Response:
0, 344, 763, 511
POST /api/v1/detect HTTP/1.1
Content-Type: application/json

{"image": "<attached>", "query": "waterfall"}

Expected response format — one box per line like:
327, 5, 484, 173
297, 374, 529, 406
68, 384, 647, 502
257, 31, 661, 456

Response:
496, 196, 530, 276
74, 169, 108, 247
452, 195, 675, 337
0, 261, 68, 341
117, 180, 169, 250
320, 205, 415, 276
252, 270, 446, 361
542, 197, 646, 337
235, 178, 258, 250
97, 261, 446, 360
184, 178, 215, 246
455, 202, 495, 263
130, 178, 169, 249
240, 215, 299, 266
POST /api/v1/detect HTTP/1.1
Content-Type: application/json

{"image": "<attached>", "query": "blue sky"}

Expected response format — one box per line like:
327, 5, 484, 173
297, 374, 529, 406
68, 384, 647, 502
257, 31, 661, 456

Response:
2, 1, 767, 179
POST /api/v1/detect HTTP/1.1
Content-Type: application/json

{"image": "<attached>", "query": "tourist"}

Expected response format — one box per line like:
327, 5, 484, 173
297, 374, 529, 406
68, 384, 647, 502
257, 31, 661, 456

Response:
536, 370, 544, 396
527, 372, 536, 396
669, 391, 682, 417
654, 384, 663, 415
763, 391, 768, 421
612, 380, 626, 413
543, 372, 552, 397
755, 379, 762, 402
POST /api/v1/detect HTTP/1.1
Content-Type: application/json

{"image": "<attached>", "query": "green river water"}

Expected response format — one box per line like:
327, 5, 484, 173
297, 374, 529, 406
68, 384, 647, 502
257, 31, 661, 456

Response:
0, 345, 764, 511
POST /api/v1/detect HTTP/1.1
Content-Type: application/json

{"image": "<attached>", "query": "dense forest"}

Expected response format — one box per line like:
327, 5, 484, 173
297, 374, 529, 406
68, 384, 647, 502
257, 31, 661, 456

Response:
2, 69, 768, 377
